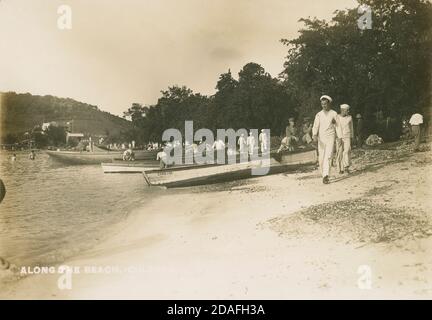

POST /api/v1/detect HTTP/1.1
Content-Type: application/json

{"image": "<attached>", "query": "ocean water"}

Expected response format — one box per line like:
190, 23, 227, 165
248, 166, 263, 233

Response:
0, 150, 158, 267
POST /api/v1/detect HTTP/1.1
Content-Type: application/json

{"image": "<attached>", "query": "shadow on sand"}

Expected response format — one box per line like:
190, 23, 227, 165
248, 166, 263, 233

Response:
330, 154, 412, 183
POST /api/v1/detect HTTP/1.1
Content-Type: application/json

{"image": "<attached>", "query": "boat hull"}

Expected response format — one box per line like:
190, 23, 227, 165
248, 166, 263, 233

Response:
132, 150, 158, 161
46, 150, 121, 165
46, 149, 158, 165
143, 148, 317, 188
101, 161, 160, 173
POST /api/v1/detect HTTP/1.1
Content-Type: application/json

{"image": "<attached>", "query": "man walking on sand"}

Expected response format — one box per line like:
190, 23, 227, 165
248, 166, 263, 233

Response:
312, 95, 339, 184
409, 111, 423, 152
335, 104, 354, 174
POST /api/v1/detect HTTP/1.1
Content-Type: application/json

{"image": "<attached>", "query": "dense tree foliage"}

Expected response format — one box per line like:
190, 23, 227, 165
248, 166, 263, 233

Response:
125, 0, 431, 143
280, 0, 431, 132
212, 64, 295, 135
124, 63, 294, 144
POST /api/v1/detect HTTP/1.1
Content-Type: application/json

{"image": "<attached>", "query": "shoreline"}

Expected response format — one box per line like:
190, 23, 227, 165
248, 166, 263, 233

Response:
1, 142, 431, 299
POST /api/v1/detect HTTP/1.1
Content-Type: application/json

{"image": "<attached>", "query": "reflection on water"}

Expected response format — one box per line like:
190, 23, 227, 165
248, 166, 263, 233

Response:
0, 151, 156, 267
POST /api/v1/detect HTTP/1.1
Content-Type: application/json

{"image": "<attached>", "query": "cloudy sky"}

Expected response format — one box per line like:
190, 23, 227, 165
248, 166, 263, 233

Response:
0, 0, 357, 116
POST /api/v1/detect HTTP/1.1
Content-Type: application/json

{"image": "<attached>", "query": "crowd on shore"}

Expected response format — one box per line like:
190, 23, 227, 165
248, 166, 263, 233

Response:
287, 95, 425, 184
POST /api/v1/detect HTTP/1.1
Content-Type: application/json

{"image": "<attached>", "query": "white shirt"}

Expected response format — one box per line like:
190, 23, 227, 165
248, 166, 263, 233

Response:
312, 109, 339, 140
156, 151, 167, 161
336, 115, 354, 139
227, 148, 236, 156
259, 132, 268, 147
409, 113, 423, 126
238, 137, 247, 151
247, 136, 255, 146
212, 140, 225, 150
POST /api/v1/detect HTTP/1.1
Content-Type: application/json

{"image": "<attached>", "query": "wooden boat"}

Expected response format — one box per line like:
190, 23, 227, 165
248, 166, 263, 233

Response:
143, 147, 317, 188
101, 161, 160, 173
108, 149, 159, 161
132, 149, 158, 161
46, 148, 158, 165
46, 150, 121, 165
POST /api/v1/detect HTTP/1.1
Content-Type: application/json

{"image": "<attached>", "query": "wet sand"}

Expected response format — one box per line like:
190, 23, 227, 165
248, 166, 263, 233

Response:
1, 142, 431, 299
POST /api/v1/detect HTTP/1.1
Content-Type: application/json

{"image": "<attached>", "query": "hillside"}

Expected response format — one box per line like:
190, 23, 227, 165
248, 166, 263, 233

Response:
0, 92, 132, 141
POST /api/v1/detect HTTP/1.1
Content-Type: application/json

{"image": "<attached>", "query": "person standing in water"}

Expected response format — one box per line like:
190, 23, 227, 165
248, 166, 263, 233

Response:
29, 150, 36, 160
312, 95, 339, 184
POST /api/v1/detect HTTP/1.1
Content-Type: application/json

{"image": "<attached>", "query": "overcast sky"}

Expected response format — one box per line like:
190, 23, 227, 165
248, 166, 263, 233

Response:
0, 0, 357, 116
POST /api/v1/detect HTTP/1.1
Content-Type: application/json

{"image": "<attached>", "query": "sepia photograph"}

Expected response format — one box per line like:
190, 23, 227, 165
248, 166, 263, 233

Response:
0, 0, 431, 304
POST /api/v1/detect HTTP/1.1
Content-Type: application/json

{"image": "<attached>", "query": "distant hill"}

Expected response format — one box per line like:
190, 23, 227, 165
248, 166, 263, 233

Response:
0, 92, 132, 141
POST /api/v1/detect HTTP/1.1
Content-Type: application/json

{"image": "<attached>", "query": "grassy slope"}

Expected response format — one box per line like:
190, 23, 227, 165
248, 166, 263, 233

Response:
0, 92, 132, 138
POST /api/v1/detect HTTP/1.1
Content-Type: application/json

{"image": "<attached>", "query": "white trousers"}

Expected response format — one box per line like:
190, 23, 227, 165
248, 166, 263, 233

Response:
336, 137, 351, 172
318, 137, 335, 177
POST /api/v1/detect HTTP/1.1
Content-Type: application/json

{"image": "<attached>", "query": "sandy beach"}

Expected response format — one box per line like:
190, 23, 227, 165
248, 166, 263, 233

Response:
1, 141, 431, 299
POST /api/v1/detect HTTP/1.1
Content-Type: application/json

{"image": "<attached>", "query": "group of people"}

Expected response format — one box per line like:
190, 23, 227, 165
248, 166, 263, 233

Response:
155, 130, 270, 169
277, 117, 313, 152
154, 95, 425, 178
237, 130, 269, 155
274, 95, 368, 184
108, 141, 136, 151
10, 150, 36, 161
306, 95, 425, 184
310, 95, 355, 184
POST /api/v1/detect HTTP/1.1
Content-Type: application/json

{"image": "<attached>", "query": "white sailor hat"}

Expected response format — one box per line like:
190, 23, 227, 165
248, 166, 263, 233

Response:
340, 104, 350, 109
320, 95, 333, 102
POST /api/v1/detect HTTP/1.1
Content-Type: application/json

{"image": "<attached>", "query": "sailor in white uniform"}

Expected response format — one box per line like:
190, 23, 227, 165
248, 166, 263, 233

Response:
312, 95, 339, 184
335, 104, 354, 174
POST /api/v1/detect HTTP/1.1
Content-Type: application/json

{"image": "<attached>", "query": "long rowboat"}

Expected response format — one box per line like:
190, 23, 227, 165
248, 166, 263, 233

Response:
46, 150, 121, 165
133, 150, 159, 161
143, 148, 317, 188
46, 149, 158, 165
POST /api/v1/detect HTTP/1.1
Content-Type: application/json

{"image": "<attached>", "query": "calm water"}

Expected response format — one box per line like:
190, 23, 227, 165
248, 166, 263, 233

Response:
0, 151, 158, 267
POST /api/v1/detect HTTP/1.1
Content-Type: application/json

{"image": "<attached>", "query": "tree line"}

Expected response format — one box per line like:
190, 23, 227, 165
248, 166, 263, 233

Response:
124, 0, 431, 145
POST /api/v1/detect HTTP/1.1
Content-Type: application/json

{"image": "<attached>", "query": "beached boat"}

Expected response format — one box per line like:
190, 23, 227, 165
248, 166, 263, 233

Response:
132, 149, 159, 160
46, 148, 158, 165
46, 150, 121, 165
143, 148, 317, 188
101, 161, 160, 173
